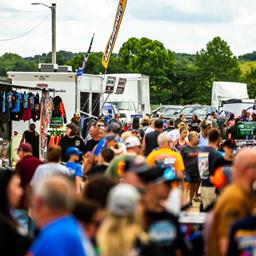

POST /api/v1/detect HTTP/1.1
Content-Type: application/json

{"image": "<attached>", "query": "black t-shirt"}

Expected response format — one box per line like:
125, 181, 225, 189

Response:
85, 139, 100, 153
88, 164, 108, 177
228, 216, 256, 256
144, 131, 161, 156
0, 215, 31, 256
212, 157, 232, 172
58, 135, 86, 162
198, 146, 221, 187
24, 130, 39, 158
144, 211, 186, 256
180, 145, 200, 180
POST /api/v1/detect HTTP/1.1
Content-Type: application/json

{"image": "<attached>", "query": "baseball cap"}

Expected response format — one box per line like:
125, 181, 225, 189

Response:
105, 133, 116, 142
66, 147, 83, 157
17, 143, 32, 153
125, 136, 141, 148
138, 166, 177, 184
107, 184, 141, 216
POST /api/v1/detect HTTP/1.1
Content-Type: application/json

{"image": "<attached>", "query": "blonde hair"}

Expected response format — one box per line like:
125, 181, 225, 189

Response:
188, 131, 199, 142
121, 131, 132, 142
97, 211, 148, 256
178, 122, 187, 129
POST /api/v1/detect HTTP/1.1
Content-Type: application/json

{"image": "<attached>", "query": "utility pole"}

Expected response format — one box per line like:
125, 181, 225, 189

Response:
31, 2, 57, 64
51, 3, 56, 64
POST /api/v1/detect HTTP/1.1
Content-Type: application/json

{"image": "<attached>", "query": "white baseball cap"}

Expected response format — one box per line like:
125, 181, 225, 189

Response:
107, 184, 141, 216
125, 136, 141, 148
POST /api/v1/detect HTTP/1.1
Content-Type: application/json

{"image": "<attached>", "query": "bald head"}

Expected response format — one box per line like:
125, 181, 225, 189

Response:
158, 133, 171, 148
34, 175, 75, 212
233, 148, 256, 181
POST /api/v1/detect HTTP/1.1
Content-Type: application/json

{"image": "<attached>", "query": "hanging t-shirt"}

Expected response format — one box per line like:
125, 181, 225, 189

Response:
6, 92, 12, 109
2, 91, 6, 113
11, 92, 22, 113
23, 93, 29, 109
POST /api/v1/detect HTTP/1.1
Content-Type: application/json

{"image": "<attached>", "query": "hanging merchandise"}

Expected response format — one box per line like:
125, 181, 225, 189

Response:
51, 96, 67, 125
40, 90, 53, 158
32, 93, 40, 122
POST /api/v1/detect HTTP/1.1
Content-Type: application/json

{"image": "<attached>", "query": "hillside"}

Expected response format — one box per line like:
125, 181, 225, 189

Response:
240, 61, 256, 74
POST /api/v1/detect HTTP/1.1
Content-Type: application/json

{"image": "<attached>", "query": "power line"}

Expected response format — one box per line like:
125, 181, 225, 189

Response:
0, 13, 50, 42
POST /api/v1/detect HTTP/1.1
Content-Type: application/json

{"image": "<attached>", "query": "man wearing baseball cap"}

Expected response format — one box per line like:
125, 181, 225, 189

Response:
14, 143, 42, 234
105, 136, 141, 179
65, 147, 83, 194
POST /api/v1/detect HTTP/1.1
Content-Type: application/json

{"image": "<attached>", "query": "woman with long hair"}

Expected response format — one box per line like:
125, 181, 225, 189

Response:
174, 127, 189, 152
0, 167, 31, 255
97, 184, 151, 256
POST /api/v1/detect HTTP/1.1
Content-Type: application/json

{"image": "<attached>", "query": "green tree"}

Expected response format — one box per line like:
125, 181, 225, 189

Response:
243, 67, 256, 99
118, 37, 176, 104
0, 53, 37, 76
195, 36, 241, 104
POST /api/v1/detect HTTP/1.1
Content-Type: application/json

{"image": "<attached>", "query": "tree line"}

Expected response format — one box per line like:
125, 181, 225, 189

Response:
0, 36, 256, 105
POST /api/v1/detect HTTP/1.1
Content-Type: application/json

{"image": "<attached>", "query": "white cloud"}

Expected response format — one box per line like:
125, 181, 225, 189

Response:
0, 0, 255, 57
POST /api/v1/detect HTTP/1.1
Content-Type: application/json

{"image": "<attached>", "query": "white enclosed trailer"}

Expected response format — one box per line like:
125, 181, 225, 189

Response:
104, 73, 150, 121
211, 81, 249, 110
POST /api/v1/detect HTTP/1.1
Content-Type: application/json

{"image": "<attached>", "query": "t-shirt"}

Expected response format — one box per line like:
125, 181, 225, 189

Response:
65, 162, 83, 178
198, 133, 208, 146
88, 164, 108, 177
212, 157, 232, 172
168, 129, 179, 141
0, 214, 31, 256
208, 183, 255, 256
145, 211, 186, 256
146, 148, 185, 174
58, 136, 86, 162
105, 154, 133, 180
180, 145, 199, 181
15, 155, 42, 209
31, 163, 70, 187
84, 139, 100, 153
197, 146, 220, 187
26, 216, 86, 256
144, 131, 161, 156
23, 131, 40, 158
228, 216, 256, 256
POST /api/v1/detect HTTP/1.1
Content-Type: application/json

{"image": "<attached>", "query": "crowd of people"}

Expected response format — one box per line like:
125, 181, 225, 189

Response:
1, 110, 256, 256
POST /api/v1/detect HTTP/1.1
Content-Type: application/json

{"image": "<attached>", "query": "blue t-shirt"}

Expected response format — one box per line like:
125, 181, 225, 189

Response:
27, 216, 86, 256
65, 162, 83, 177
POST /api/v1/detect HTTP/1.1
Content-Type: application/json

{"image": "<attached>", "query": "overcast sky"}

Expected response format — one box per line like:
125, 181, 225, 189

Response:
0, 0, 255, 57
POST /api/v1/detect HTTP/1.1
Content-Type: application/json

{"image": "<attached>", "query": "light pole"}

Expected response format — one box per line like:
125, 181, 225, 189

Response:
31, 2, 57, 64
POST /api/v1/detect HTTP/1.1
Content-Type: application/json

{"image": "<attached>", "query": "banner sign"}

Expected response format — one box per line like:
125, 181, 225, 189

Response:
102, 0, 127, 69
131, 114, 143, 119
115, 78, 127, 94
105, 76, 116, 94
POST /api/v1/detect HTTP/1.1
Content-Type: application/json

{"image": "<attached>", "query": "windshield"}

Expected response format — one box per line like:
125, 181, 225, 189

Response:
180, 106, 207, 115
180, 106, 194, 115
164, 108, 181, 115
109, 101, 135, 111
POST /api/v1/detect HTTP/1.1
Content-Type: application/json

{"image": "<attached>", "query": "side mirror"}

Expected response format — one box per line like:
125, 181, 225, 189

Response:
174, 112, 178, 115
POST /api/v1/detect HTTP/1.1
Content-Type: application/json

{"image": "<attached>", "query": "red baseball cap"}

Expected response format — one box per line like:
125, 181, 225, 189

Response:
17, 143, 32, 153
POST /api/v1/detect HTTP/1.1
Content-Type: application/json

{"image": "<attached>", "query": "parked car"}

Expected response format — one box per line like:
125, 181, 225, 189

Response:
176, 105, 217, 123
152, 105, 183, 119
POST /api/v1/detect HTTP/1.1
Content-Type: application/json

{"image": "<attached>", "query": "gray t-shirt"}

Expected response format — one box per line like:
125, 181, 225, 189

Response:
31, 163, 70, 187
